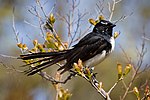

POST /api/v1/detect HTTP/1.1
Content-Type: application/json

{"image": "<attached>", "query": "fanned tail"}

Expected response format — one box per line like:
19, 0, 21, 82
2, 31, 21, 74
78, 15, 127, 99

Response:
19, 51, 67, 75
19, 51, 66, 60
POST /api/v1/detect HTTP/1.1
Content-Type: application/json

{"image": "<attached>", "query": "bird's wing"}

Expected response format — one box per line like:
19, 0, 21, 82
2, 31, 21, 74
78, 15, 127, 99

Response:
59, 33, 112, 73
74, 31, 111, 47
71, 37, 111, 62
73, 32, 98, 47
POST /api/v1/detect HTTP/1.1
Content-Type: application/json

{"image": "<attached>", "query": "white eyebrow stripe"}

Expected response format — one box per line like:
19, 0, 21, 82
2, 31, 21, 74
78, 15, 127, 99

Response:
101, 21, 108, 25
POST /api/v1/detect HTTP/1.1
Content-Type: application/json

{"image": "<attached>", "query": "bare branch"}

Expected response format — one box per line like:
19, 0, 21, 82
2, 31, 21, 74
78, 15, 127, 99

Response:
69, 11, 88, 47
38, 71, 76, 84
108, 78, 123, 95
121, 39, 147, 100
0, 62, 23, 73
79, 72, 110, 99
24, 20, 39, 28
118, 44, 132, 65
0, 54, 17, 59
96, 0, 105, 15
108, 0, 123, 21
36, 0, 47, 18
142, 36, 150, 41
113, 12, 133, 24
33, 6, 45, 39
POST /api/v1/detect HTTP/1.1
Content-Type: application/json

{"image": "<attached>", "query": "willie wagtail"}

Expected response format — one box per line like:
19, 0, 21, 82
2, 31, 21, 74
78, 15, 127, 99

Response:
19, 20, 116, 76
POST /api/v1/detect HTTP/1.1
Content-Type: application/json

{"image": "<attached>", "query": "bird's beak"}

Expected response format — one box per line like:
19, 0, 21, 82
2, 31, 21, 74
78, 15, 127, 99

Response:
111, 24, 116, 27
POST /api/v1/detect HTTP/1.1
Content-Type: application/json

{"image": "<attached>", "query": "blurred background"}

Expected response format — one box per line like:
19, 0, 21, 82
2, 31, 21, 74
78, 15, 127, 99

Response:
0, 0, 150, 100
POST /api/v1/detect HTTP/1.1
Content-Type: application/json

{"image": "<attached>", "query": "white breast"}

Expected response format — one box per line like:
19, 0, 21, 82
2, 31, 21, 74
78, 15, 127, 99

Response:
109, 37, 115, 52
83, 36, 115, 67
84, 50, 107, 67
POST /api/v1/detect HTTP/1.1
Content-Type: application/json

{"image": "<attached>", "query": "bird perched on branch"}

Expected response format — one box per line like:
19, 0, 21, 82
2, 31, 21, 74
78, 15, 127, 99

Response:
19, 20, 116, 76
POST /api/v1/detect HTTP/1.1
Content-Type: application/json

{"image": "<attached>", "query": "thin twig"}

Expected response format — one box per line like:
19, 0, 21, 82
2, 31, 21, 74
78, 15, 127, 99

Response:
96, 0, 105, 15
142, 36, 150, 41
38, 71, 76, 84
80, 73, 109, 99
24, 20, 39, 28
12, 8, 23, 53
34, 6, 45, 39
36, 0, 47, 18
0, 54, 17, 59
0, 62, 24, 73
118, 44, 132, 65
108, 0, 118, 21
108, 78, 123, 95
121, 40, 147, 100
69, 11, 88, 47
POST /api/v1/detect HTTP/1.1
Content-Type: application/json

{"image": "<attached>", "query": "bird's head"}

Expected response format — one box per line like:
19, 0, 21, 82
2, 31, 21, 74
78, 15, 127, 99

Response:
93, 20, 116, 37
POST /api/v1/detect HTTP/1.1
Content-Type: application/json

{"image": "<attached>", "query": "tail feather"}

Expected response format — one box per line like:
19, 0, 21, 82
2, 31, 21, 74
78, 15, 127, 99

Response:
24, 61, 51, 75
19, 51, 67, 75
20, 57, 51, 67
19, 51, 67, 60
25, 57, 64, 75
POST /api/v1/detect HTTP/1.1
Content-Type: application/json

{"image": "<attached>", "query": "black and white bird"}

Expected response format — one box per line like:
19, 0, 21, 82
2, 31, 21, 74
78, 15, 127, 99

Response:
19, 20, 116, 76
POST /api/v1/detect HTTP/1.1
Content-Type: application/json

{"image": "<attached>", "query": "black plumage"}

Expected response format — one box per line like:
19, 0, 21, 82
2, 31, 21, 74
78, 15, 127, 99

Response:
19, 20, 116, 75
